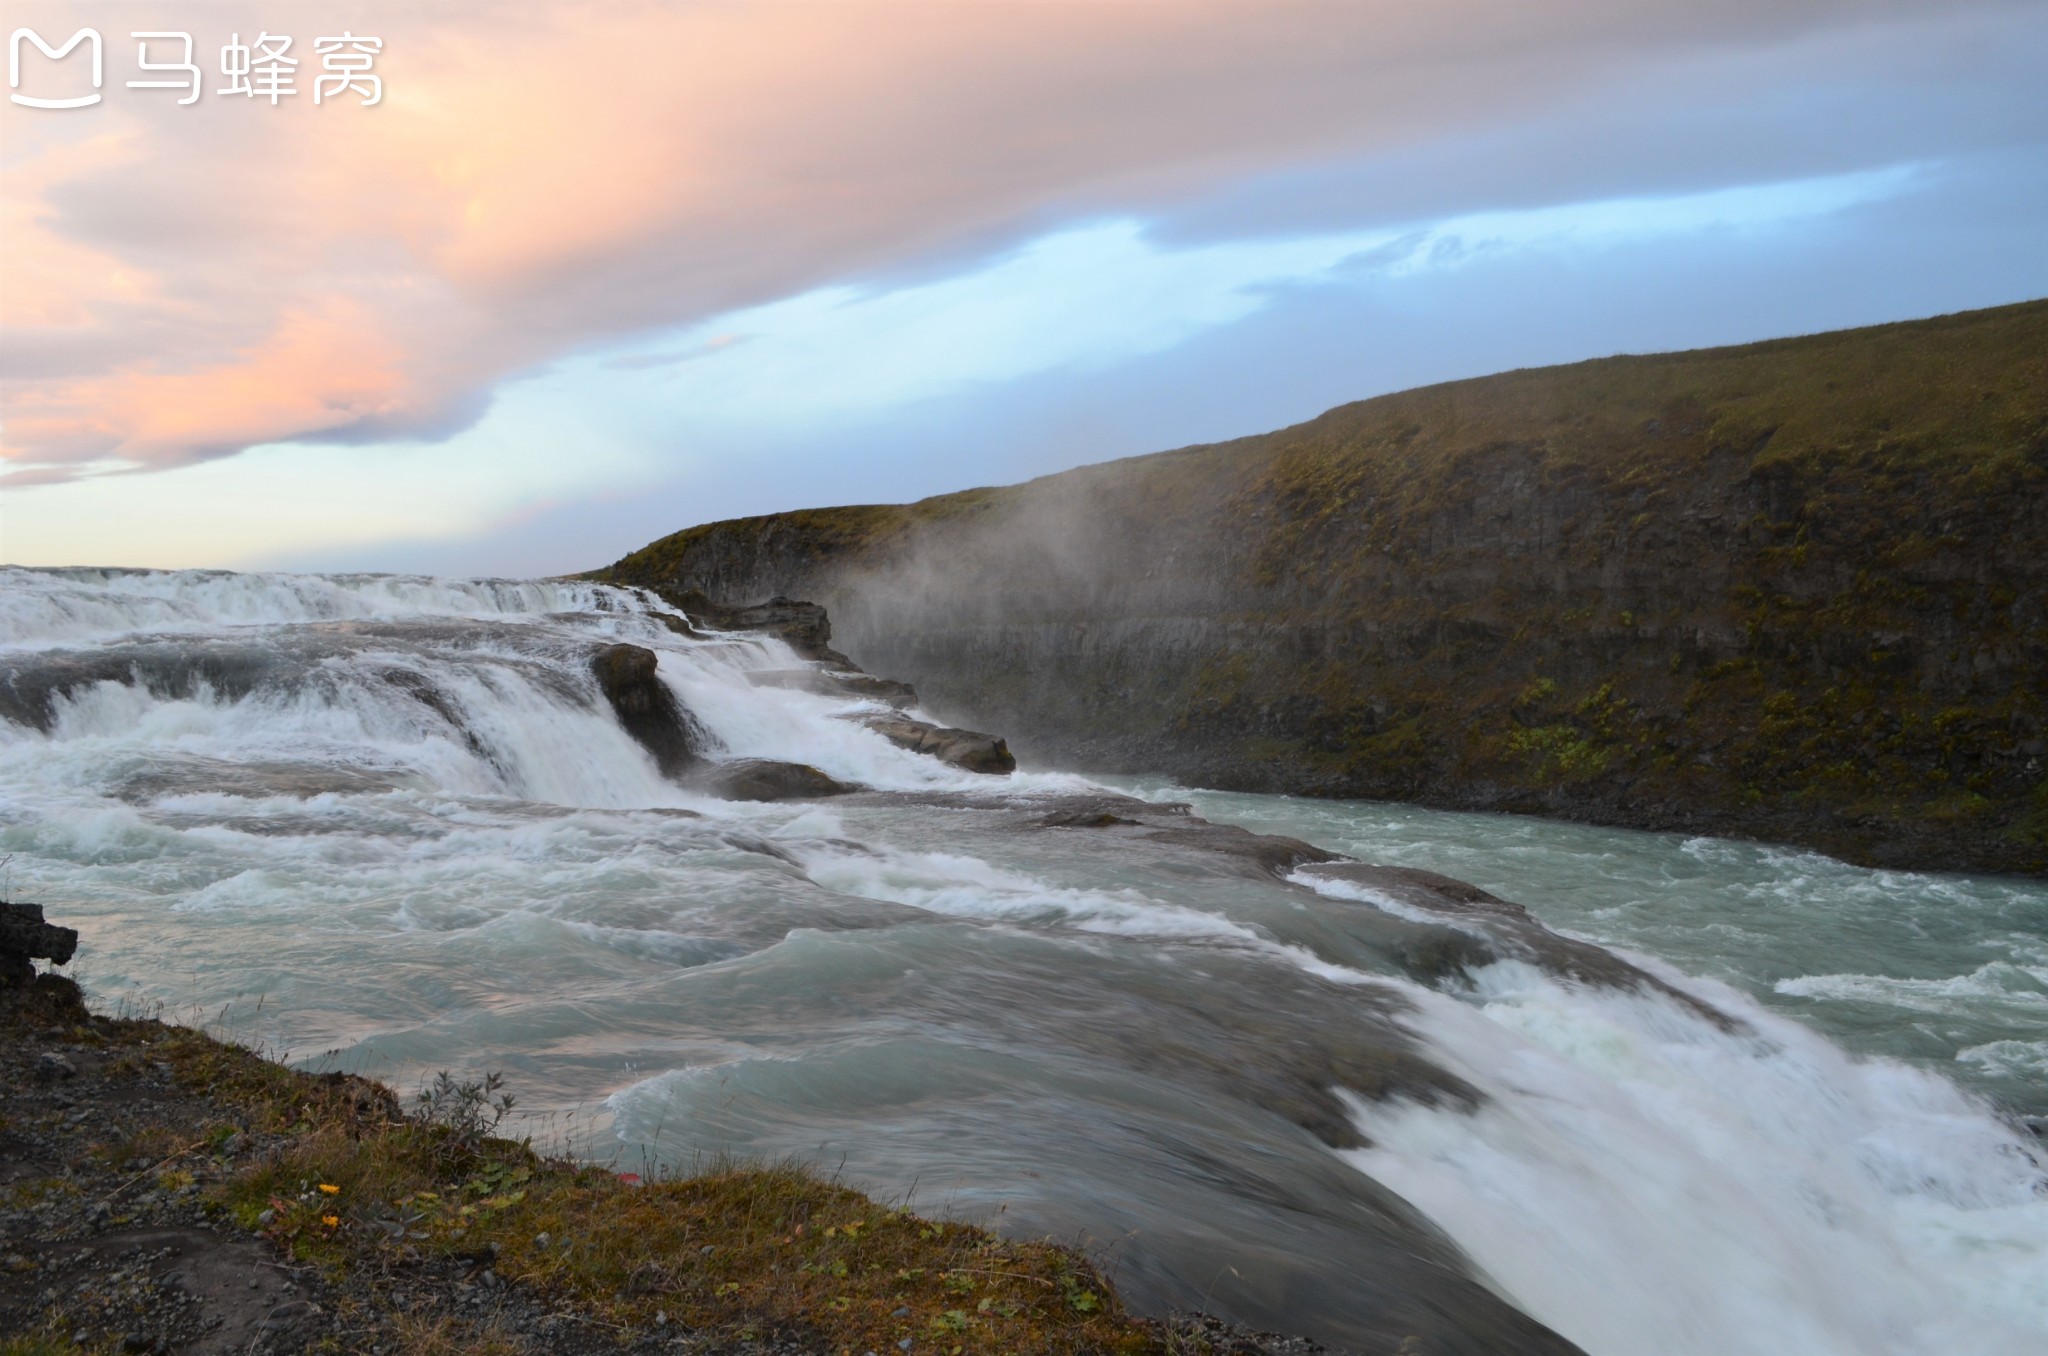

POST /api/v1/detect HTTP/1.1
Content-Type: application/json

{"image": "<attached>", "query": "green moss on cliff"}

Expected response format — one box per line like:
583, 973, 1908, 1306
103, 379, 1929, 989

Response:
603, 490, 1012, 592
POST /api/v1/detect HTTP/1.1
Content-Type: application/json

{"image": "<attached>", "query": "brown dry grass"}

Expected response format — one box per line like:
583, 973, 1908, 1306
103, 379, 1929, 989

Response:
385, 1311, 524, 1356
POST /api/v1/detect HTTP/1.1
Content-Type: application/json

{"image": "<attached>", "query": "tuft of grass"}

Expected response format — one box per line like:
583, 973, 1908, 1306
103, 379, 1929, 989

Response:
384, 1311, 524, 1356
1, 1337, 90, 1356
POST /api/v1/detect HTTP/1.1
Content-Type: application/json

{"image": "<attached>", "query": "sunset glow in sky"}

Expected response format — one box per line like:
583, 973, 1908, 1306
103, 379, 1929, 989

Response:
4, 1, 2046, 574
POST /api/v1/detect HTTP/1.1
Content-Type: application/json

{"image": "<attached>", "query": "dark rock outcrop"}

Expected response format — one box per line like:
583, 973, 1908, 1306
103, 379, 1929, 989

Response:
661, 589, 851, 666
744, 667, 918, 707
1037, 792, 1337, 877
601, 300, 2048, 876
857, 713, 1016, 774
688, 758, 860, 801
615, 593, 1013, 779
1, 901, 78, 989
590, 644, 701, 778
1296, 862, 1741, 1030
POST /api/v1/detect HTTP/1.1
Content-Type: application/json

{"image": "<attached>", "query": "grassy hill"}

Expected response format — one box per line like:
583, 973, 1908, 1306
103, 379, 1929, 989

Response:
602, 300, 2048, 875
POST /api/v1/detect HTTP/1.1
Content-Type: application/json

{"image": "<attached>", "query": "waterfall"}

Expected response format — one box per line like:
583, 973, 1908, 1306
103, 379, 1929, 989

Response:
4, 565, 2044, 1355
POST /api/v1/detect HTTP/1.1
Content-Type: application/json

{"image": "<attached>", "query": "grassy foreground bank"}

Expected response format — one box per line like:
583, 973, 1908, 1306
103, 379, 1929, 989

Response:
1, 975, 1321, 1356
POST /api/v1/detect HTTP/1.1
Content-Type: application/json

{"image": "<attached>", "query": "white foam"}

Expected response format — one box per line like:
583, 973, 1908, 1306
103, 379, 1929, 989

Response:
1287, 866, 1488, 931
1957, 1040, 2048, 1082
1342, 962, 2048, 1356
1776, 962, 2048, 1014
796, 843, 1384, 989
0, 565, 632, 648
800, 844, 1265, 941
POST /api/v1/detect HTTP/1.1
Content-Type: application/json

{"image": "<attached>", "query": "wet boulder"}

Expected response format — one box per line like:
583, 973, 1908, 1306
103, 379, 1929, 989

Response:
658, 589, 850, 666
1033, 793, 1336, 876
743, 667, 918, 708
590, 644, 702, 778
646, 610, 709, 641
689, 759, 861, 802
859, 714, 1016, 775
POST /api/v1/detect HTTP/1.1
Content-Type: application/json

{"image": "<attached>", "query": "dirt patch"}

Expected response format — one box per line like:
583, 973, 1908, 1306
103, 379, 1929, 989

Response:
2, 1225, 306, 1354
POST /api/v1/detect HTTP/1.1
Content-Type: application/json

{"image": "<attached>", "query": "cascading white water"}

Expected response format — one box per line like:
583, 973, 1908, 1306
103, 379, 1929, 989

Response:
0, 567, 630, 647
1341, 964, 2048, 1356
3, 565, 2044, 1355
1287, 874, 2048, 1354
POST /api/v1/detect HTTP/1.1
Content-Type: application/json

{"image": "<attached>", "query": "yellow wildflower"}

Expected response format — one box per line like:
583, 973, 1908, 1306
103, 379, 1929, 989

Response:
322, 1214, 340, 1227
318, 1183, 341, 1195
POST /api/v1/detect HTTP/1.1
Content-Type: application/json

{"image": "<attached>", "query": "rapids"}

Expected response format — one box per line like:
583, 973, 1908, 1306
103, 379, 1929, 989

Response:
2, 565, 2044, 1354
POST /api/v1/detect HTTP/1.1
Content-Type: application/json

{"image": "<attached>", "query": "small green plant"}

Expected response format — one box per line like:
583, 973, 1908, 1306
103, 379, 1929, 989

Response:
414, 1070, 516, 1150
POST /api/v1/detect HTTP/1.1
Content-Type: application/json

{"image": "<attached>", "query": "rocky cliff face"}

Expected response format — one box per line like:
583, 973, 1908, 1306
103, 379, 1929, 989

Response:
603, 301, 2048, 875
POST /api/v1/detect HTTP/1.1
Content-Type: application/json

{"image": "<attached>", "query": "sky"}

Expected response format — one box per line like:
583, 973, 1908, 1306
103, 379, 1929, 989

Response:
2, 0, 2045, 576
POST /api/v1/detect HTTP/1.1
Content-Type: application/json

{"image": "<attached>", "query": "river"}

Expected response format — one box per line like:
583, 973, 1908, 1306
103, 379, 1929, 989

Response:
3, 566, 2043, 1354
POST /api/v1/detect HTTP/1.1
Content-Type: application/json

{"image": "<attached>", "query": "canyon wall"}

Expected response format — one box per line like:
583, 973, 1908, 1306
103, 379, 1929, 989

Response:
601, 301, 2048, 874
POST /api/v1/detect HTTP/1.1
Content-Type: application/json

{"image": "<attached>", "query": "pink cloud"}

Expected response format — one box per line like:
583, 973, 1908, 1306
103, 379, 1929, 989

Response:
0, 0, 1984, 483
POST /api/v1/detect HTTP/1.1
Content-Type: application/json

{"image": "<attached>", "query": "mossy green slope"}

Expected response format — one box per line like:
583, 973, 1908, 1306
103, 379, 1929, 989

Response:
603, 300, 2048, 875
